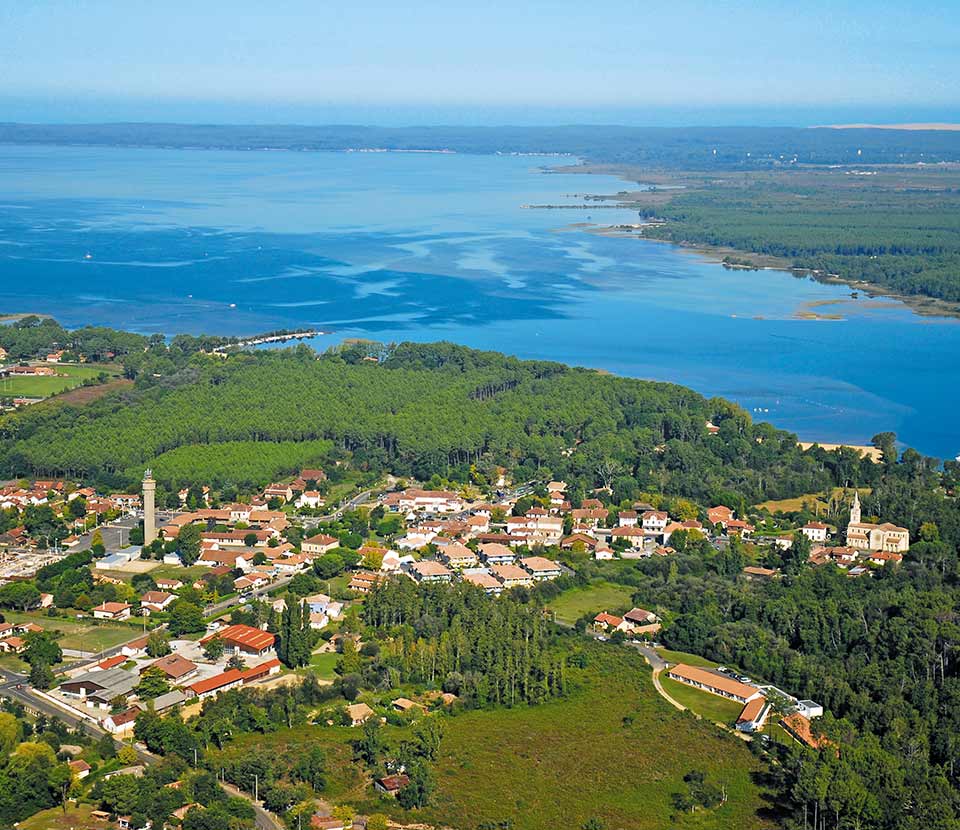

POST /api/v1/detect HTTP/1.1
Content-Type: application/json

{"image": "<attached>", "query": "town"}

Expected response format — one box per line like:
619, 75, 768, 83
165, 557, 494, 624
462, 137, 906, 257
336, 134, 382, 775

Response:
0, 461, 910, 773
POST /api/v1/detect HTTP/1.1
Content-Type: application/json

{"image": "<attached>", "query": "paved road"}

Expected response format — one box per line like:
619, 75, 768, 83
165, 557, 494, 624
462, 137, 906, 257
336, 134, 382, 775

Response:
205, 576, 294, 617
294, 488, 375, 527
219, 781, 283, 830
636, 645, 688, 713
0, 666, 158, 762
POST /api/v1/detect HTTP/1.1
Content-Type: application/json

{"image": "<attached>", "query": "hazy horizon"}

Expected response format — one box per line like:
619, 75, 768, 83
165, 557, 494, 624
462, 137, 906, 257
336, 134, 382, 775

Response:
2, 100, 959, 129
3, 0, 958, 127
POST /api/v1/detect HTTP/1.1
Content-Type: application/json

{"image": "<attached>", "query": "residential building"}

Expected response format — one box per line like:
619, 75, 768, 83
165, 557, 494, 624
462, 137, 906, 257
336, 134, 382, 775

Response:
439, 542, 478, 569
479, 542, 515, 565
642, 511, 669, 534
102, 707, 141, 735
385, 488, 464, 514
147, 654, 198, 683
520, 556, 562, 581
92, 602, 132, 621
404, 560, 453, 584
707, 505, 735, 529
346, 702, 374, 726
349, 571, 381, 594
462, 571, 503, 595
490, 563, 533, 588
139, 591, 175, 614
666, 664, 762, 704
593, 612, 623, 631
301, 533, 339, 556
801, 522, 829, 543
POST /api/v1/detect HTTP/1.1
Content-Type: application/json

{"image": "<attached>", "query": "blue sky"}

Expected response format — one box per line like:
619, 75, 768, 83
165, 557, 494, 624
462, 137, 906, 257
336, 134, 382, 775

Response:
1, 0, 958, 125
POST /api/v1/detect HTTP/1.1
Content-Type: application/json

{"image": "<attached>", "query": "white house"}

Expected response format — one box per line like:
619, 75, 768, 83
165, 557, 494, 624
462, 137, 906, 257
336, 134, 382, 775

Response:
801, 522, 829, 543
641, 511, 669, 534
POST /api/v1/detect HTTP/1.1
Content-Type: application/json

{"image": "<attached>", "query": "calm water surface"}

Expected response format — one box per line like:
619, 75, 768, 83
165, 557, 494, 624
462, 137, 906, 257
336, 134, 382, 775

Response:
0, 145, 956, 458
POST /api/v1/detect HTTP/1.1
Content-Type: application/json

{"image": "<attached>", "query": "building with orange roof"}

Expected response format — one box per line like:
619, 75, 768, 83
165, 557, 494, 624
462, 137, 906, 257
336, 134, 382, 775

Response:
666, 664, 762, 704
200, 624, 275, 656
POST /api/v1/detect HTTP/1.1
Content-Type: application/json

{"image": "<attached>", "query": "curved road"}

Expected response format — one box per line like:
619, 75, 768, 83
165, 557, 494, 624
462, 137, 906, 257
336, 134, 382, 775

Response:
636, 645, 689, 714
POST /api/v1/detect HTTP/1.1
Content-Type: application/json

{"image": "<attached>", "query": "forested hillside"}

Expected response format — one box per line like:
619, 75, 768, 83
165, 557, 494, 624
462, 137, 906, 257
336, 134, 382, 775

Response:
0, 342, 886, 502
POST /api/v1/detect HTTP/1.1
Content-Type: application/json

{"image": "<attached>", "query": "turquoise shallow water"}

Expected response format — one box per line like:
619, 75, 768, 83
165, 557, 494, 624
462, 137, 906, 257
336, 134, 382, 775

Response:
0, 144, 957, 458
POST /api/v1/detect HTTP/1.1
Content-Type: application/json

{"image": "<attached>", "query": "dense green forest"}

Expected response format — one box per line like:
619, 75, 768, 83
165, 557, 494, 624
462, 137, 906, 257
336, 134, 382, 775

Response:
2, 123, 960, 169
634, 168, 960, 303
0, 342, 890, 501
363, 579, 567, 706
142, 439, 334, 490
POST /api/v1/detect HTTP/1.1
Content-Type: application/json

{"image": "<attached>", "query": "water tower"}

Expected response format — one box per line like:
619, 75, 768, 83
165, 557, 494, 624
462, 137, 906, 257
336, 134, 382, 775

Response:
143, 469, 157, 545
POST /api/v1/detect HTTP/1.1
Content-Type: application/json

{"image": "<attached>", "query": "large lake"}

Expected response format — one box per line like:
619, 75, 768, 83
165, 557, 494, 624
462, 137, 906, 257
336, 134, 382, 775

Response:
0, 144, 957, 458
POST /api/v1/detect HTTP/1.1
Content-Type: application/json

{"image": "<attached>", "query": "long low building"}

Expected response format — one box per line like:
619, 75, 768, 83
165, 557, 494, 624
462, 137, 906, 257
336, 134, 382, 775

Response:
201, 623, 276, 656
666, 663, 762, 704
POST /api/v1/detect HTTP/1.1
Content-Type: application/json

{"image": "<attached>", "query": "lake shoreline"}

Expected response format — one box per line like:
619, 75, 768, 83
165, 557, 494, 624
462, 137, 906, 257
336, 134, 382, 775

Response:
555, 163, 960, 322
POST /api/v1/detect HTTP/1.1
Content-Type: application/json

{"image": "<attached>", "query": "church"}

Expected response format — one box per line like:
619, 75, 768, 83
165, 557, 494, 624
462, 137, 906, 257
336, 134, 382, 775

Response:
845, 492, 910, 553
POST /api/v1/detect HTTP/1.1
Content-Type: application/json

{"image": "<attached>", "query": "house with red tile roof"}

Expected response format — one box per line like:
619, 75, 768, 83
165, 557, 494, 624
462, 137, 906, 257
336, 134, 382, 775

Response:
92, 601, 131, 621
593, 612, 624, 631
736, 696, 770, 733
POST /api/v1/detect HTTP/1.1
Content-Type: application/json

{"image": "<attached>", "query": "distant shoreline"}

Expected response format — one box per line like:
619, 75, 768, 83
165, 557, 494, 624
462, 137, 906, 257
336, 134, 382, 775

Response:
557, 163, 960, 321
817, 123, 960, 131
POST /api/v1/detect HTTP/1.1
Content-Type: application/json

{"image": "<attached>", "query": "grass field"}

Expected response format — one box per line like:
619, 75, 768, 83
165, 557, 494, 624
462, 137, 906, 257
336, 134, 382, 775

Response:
656, 649, 723, 669
660, 676, 746, 725
306, 651, 339, 680
19, 803, 101, 830
3, 610, 140, 653
546, 580, 635, 624
415, 645, 772, 830
755, 486, 870, 514
208, 645, 774, 829
149, 563, 209, 584
0, 363, 117, 399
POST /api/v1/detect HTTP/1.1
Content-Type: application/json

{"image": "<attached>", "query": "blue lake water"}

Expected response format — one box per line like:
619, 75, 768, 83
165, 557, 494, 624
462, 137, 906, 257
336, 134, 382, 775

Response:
0, 144, 957, 458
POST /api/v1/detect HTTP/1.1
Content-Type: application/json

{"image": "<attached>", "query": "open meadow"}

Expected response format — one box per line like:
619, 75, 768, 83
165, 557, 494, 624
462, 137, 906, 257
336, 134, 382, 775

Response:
0, 363, 117, 399
2, 609, 140, 654
546, 580, 636, 624
212, 644, 775, 830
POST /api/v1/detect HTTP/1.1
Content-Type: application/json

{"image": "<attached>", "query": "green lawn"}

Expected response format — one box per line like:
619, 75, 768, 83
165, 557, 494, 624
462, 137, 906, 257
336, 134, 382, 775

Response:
2, 610, 141, 653
546, 580, 635, 624
149, 563, 209, 583
307, 651, 340, 680
660, 676, 747, 726
0, 363, 116, 398
18, 803, 101, 830
656, 648, 724, 669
